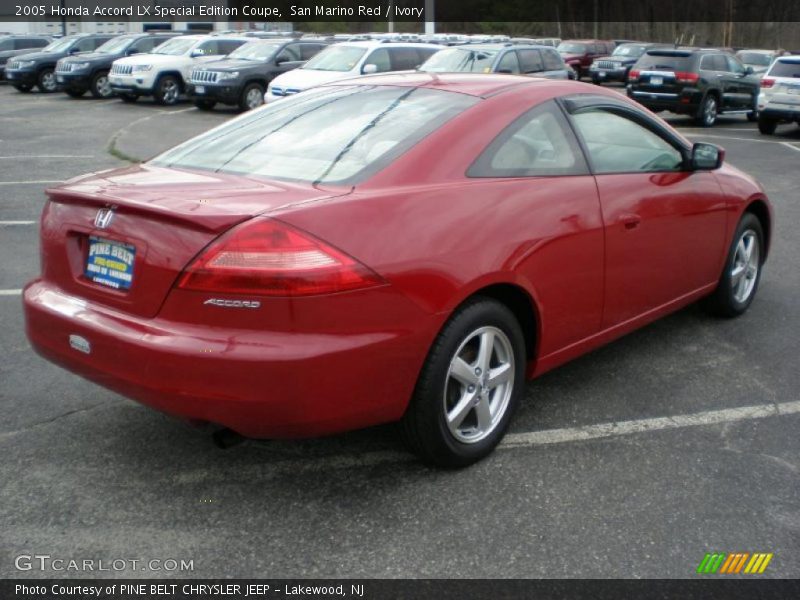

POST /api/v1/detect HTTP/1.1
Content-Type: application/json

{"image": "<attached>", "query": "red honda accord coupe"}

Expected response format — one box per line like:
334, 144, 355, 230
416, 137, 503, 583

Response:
23, 74, 771, 466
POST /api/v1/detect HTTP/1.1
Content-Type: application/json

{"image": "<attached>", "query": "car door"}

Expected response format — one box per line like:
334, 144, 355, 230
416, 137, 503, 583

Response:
566, 100, 728, 328
724, 55, 760, 110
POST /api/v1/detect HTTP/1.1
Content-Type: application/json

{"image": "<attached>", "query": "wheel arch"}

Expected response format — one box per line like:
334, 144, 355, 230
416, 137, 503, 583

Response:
157, 70, 185, 90
744, 198, 772, 259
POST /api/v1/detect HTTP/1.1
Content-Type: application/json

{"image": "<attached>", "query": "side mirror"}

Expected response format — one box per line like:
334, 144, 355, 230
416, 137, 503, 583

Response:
275, 56, 289, 65
744, 65, 754, 75
127, 49, 141, 56
690, 142, 724, 170
68, 47, 80, 54
362, 63, 378, 74
190, 49, 205, 58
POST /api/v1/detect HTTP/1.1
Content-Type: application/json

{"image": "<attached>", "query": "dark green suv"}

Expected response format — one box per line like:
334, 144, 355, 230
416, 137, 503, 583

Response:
627, 48, 761, 126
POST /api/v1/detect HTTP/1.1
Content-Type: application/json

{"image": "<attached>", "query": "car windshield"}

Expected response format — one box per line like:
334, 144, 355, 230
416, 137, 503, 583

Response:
229, 42, 282, 61
96, 36, 135, 54
153, 37, 197, 56
151, 85, 478, 185
557, 43, 586, 53
769, 60, 800, 77
421, 48, 499, 73
636, 53, 693, 70
737, 52, 772, 67
613, 44, 648, 57
43, 37, 77, 53
302, 46, 366, 71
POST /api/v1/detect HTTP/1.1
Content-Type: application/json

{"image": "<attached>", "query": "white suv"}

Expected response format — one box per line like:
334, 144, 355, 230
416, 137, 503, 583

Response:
265, 41, 440, 102
757, 55, 800, 135
109, 35, 249, 105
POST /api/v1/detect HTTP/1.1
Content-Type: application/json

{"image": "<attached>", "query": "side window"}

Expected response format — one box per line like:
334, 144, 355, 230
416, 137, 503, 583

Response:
194, 40, 219, 56
570, 108, 684, 174
468, 100, 587, 177
72, 38, 95, 53
589, 44, 599, 55
389, 47, 422, 71
32, 38, 50, 48
90, 38, 109, 51
517, 49, 543, 73
218, 40, 245, 55
713, 54, 730, 71
299, 44, 323, 61
364, 48, 391, 72
727, 55, 745, 74
0, 39, 12, 51
496, 50, 521, 73
130, 38, 157, 54
542, 49, 563, 70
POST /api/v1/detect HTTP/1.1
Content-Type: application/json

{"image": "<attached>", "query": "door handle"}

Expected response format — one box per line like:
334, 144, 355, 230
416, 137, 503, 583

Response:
619, 213, 641, 230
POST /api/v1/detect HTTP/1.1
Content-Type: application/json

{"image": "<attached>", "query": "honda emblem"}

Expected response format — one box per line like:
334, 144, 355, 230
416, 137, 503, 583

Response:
94, 208, 115, 229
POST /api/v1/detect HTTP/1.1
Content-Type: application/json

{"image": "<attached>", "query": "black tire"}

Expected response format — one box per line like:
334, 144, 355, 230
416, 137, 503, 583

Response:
13, 83, 33, 93
90, 70, 112, 99
400, 298, 527, 468
36, 68, 57, 93
758, 116, 778, 135
153, 75, 181, 106
65, 88, 85, 98
695, 93, 718, 127
119, 93, 138, 103
703, 212, 764, 318
238, 82, 265, 111
194, 99, 217, 111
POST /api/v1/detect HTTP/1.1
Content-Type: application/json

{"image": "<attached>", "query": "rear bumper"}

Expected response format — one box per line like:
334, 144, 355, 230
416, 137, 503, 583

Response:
628, 87, 702, 114
23, 280, 436, 439
760, 105, 800, 122
186, 83, 241, 105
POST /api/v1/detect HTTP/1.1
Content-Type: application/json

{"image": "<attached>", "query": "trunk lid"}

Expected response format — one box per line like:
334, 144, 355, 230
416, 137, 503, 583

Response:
40, 164, 348, 318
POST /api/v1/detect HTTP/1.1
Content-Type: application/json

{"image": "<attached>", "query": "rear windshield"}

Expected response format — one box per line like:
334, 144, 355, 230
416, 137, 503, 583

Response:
737, 52, 772, 67
769, 60, 800, 77
612, 44, 648, 57
151, 85, 478, 186
635, 53, 693, 70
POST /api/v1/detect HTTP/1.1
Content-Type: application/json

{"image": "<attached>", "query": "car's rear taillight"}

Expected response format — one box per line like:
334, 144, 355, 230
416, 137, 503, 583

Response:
675, 71, 700, 84
761, 77, 776, 88
177, 219, 384, 296
628, 69, 640, 80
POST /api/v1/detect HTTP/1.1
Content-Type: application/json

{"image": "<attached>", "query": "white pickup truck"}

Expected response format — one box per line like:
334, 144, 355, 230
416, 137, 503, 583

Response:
109, 35, 249, 105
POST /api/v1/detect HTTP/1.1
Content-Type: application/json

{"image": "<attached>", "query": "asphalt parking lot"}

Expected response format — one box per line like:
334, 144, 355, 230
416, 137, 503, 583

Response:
1, 84, 799, 579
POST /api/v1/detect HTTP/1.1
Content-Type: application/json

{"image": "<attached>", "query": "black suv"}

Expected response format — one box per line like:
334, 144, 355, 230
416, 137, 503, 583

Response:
56, 33, 180, 99
186, 39, 328, 111
589, 42, 669, 84
0, 34, 51, 80
5, 34, 114, 93
627, 48, 761, 126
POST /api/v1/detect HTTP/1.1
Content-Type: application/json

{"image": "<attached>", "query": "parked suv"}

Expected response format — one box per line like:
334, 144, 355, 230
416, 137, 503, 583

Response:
628, 48, 761, 126
420, 43, 573, 79
109, 35, 249, 105
0, 34, 51, 80
56, 33, 180, 99
187, 38, 327, 111
590, 42, 669, 84
557, 39, 615, 78
756, 55, 800, 134
5, 34, 113, 93
266, 41, 440, 102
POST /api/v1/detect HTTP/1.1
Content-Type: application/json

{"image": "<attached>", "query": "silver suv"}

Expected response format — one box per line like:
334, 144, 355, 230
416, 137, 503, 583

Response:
757, 55, 800, 134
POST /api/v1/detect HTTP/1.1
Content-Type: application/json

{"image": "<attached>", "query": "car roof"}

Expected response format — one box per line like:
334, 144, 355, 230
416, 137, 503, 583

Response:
776, 55, 800, 62
332, 40, 441, 49
737, 49, 776, 54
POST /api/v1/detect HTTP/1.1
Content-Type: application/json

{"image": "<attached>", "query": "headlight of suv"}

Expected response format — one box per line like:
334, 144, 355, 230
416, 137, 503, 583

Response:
132, 65, 152, 72
16, 60, 36, 69
71, 62, 91, 71
217, 71, 240, 81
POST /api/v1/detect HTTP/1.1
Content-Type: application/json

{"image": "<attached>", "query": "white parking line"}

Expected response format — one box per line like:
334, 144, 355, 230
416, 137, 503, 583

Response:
501, 400, 800, 449
0, 221, 36, 226
781, 142, 800, 153
0, 180, 61, 185
0, 289, 22, 296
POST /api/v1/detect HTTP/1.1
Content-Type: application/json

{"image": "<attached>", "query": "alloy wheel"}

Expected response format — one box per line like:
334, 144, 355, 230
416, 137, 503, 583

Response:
41, 71, 57, 92
246, 88, 263, 109
162, 80, 179, 104
704, 97, 717, 126
443, 326, 515, 444
95, 75, 112, 98
731, 230, 760, 303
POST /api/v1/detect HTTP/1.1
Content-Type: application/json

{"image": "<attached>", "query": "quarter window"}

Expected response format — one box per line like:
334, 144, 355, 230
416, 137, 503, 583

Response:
496, 50, 521, 74
570, 108, 684, 173
389, 47, 422, 71
541, 49, 563, 70
468, 101, 587, 177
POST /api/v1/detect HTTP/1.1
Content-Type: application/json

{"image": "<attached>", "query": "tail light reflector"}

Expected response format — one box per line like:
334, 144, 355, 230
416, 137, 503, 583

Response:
675, 72, 700, 84
760, 77, 775, 88
628, 69, 640, 80
178, 219, 384, 296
